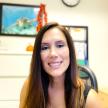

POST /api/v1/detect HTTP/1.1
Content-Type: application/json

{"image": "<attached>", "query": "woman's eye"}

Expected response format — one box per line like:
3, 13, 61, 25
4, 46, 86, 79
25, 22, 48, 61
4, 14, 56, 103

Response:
56, 44, 64, 48
41, 45, 49, 51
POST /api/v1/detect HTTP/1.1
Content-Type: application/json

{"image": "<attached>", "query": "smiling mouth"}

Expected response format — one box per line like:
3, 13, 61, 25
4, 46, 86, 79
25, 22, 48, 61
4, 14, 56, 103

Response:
48, 61, 62, 69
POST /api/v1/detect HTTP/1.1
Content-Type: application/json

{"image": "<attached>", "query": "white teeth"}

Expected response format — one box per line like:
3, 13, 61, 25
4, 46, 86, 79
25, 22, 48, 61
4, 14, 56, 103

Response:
49, 62, 61, 68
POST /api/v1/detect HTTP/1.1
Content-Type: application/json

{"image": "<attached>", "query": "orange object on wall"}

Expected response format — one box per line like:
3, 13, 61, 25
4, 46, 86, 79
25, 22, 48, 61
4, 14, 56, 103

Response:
26, 44, 34, 51
36, 3, 47, 32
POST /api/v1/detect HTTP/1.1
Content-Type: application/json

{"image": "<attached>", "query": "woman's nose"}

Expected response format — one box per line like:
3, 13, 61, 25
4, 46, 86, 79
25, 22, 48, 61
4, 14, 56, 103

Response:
49, 46, 58, 57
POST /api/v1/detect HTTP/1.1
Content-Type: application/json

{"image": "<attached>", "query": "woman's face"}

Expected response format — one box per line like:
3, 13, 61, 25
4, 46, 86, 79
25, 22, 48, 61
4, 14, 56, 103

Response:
40, 27, 70, 78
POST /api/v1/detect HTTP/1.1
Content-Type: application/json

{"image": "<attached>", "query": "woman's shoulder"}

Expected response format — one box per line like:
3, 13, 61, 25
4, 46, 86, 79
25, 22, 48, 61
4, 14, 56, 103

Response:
19, 78, 29, 108
20, 77, 30, 98
77, 79, 103, 108
85, 89, 103, 108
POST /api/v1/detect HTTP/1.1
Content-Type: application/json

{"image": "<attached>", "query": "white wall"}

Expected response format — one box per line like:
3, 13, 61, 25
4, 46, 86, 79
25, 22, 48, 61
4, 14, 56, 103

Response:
0, 0, 108, 107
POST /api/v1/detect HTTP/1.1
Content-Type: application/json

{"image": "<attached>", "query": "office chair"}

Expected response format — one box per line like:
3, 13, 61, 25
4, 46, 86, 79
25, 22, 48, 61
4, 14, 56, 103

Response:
78, 65, 98, 92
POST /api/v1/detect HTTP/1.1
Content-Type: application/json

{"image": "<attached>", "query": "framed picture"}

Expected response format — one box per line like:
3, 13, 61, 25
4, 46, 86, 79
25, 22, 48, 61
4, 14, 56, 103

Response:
64, 25, 88, 65
0, 3, 39, 37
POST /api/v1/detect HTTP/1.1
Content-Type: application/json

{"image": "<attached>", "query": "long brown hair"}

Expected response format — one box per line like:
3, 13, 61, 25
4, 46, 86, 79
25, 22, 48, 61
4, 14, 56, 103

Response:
24, 22, 84, 108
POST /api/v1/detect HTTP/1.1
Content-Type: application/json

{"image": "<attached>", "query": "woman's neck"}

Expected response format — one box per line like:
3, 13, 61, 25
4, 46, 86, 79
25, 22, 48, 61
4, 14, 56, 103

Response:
48, 75, 66, 108
49, 75, 65, 89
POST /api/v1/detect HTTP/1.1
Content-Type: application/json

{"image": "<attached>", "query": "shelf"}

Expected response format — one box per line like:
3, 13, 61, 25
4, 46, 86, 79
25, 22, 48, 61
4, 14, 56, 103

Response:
0, 50, 32, 55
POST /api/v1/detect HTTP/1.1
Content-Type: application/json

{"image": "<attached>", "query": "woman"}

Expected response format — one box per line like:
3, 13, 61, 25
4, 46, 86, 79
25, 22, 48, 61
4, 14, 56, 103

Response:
19, 22, 103, 108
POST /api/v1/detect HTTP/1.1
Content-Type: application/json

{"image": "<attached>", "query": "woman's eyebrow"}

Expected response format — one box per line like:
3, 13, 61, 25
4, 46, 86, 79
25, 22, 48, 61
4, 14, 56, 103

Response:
55, 40, 66, 44
41, 42, 49, 45
41, 43, 49, 47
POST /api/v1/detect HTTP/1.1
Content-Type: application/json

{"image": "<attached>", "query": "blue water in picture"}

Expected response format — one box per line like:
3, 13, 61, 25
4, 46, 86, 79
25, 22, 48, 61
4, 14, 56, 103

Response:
2, 5, 39, 35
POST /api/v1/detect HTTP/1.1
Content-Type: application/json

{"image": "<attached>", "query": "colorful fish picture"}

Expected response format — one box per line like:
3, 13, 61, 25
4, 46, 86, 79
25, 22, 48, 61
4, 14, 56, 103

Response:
0, 3, 39, 36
